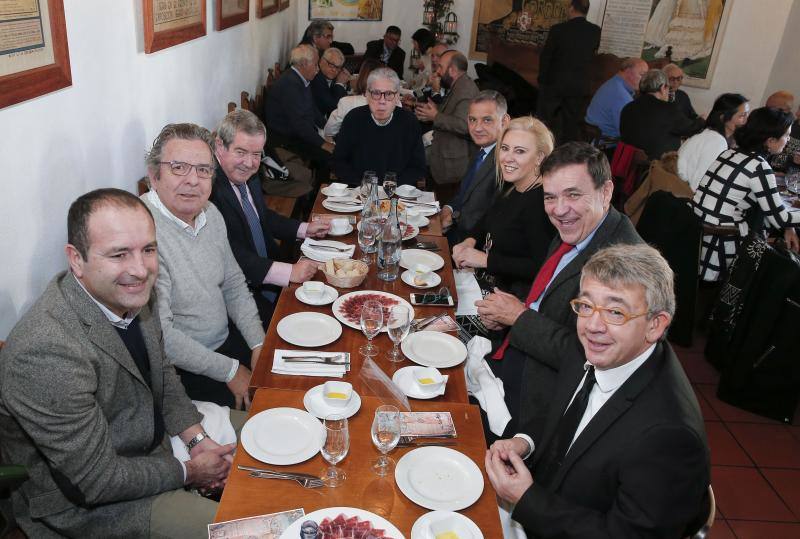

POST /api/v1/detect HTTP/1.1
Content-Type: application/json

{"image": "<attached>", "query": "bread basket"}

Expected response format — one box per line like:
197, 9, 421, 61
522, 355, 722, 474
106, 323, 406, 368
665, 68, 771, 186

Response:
320, 258, 369, 288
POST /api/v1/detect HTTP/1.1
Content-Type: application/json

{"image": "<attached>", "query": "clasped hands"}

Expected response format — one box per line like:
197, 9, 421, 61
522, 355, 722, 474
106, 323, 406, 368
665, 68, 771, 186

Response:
184, 429, 236, 492
451, 238, 488, 270
475, 288, 527, 331
485, 437, 533, 504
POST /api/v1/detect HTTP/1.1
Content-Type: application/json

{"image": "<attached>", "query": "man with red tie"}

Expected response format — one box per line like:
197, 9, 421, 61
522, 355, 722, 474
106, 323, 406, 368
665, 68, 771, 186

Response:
476, 142, 642, 441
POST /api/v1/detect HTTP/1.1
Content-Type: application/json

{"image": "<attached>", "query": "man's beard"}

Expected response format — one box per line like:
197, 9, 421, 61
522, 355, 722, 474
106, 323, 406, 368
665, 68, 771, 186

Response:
441, 72, 454, 90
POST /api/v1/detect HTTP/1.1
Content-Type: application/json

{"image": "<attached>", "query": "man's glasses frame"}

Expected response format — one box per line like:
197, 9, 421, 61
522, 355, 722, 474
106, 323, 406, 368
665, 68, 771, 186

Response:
158, 161, 214, 179
322, 56, 344, 71
569, 299, 648, 325
368, 89, 398, 101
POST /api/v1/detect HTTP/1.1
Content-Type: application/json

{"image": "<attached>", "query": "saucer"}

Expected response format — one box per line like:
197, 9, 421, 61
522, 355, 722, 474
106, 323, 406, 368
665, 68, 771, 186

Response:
303, 384, 362, 419
407, 216, 430, 228
327, 223, 354, 236
295, 284, 339, 306
392, 366, 447, 399
401, 269, 441, 289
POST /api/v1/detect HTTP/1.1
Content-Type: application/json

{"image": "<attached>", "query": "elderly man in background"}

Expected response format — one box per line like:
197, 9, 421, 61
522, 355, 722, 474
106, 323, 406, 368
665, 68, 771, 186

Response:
311, 47, 350, 118
765, 90, 800, 174
620, 69, 703, 160
441, 90, 510, 243
142, 123, 264, 411
487, 244, 710, 538
416, 50, 480, 200
364, 25, 405, 79
265, 44, 333, 180
210, 110, 328, 325
663, 63, 700, 121
333, 67, 425, 187
585, 57, 649, 141
0, 188, 237, 538
476, 142, 642, 441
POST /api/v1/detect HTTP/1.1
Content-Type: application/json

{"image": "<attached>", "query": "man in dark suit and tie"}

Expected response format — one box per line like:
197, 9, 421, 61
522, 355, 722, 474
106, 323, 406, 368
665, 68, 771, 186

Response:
485, 244, 710, 538
364, 26, 405, 79
311, 47, 350, 118
536, 0, 601, 143
441, 90, 510, 244
211, 110, 329, 324
477, 142, 643, 441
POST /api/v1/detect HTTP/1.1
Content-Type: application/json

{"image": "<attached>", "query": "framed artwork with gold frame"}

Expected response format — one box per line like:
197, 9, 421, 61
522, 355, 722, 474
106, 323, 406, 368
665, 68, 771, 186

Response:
257, 0, 280, 18
143, 0, 206, 54
216, 0, 250, 30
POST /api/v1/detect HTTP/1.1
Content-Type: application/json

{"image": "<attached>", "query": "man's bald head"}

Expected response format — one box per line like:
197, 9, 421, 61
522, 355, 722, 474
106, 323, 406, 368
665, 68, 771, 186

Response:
765, 91, 795, 113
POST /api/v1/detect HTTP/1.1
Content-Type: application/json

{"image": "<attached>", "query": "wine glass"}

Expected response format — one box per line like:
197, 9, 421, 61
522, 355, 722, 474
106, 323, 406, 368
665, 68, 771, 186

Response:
383, 172, 398, 198
385, 305, 411, 362
358, 217, 381, 264
371, 405, 401, 476
321, 414, 349, 487
359, 299, 384, 357
361, 170, 377, 198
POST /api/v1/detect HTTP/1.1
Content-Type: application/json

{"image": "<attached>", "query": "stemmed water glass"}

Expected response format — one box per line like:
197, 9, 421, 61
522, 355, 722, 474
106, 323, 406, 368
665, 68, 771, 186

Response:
320, 414, 349, 487
358, 217, 381, 264
371, 405, 401, 476
359, 299, 384, 357
383, 172, 398, 198
385, 305, 411, 363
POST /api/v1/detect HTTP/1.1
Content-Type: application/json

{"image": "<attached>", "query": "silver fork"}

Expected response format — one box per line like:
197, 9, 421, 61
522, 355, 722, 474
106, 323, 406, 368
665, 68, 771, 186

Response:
248, 471, 324, 488
283, 356, 348, 364
306, 242, 353, 252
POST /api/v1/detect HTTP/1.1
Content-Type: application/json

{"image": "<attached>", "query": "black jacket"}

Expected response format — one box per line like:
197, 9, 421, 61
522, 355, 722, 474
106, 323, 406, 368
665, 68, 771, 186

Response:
537, 16, 601, 96
620, 94, 703, 160
364, 39, 405, 79
310, 71, 347, 118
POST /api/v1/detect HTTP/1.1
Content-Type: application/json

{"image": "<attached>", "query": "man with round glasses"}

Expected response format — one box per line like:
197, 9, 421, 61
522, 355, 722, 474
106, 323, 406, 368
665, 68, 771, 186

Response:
485, 244, 710, 538
142, 123, 265, 411
311, 47, 350, 118
332, 67, 425, 186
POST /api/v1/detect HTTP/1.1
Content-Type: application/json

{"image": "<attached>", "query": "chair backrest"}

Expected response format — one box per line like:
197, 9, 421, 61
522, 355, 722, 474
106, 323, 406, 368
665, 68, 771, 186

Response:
227, 101, 236, 113
136, 177, 150, 196
687, 485, 715, 539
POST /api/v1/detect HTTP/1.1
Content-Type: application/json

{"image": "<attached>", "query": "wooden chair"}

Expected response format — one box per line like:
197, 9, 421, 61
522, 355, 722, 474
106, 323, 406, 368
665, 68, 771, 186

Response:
136, 177, 149, 196
686, 485, 715, 539
227, 101, 236, 113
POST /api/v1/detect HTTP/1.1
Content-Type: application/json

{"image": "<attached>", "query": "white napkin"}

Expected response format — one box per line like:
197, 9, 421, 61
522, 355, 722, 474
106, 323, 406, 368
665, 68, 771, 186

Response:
300, 238, 355, 261
454, 269, 483, 316
465, 336, 511, 436
271, 349, 347, 378
498, 498, 529, 539
170, 400, 237, 463
422, 130, 434, 147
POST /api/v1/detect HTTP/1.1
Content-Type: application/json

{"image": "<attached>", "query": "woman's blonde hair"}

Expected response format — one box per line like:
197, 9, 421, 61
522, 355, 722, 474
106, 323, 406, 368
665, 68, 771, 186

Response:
495, 116, 555, 190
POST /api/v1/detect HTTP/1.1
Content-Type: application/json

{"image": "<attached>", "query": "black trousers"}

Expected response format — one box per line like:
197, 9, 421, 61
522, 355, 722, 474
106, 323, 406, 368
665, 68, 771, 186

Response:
536, 86, 588, 144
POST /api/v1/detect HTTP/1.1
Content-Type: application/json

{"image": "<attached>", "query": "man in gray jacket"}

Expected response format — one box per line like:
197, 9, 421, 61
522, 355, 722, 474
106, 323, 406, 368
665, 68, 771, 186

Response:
142, 123, 265, 410
0, 188, 234, 538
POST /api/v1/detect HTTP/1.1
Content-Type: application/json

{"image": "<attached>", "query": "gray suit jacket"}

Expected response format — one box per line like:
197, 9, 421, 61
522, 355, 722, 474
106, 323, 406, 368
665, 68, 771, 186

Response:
507, 207, 643, 437
429, 75, 480, 185
0, 272, 202, 538
453, 147, 500, 238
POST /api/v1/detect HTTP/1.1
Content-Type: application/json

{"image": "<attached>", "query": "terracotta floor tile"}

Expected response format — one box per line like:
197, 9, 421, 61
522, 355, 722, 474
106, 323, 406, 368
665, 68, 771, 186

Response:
707, 519, 736, 539
694, 385, 720, 421
763, 468, 800, 519
727, 423, 800, 469
728, 520, 800, 538
711, 466, 794, 521
705, 422, 751, 466
696, 384, 780, 424
789, 425, 800, 444
677, 355, 720, 384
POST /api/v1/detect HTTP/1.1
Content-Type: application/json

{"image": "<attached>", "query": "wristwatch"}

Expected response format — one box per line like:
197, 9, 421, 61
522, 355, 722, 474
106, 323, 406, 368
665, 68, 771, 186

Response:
185, 431, 211, 451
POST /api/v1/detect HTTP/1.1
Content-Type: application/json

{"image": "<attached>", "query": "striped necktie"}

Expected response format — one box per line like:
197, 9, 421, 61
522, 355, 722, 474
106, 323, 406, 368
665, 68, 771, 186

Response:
236, 183, 276, 302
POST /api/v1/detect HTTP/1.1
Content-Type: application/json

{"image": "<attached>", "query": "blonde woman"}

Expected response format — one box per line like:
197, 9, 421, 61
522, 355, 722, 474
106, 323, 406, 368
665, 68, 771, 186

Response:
452, 116, 556, 296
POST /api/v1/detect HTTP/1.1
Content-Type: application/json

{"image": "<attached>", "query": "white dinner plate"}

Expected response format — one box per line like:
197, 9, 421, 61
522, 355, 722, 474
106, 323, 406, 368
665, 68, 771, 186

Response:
300, 239, 355, 262
404, 203, 440, 217
401, 331, 467, 368
407, 215, 430, 228
392, 366, 446, 399
401, 269, 442, 289
395, 447, 484, 511
278, 507, 405, 539
327, 223, 354, 236
411, 511, 484, 539
395, 185, 422, 198
400, 249, 445, 271
295, 284, 339, 306
321, 185, 354, 197
241, 407, 324, 465
332, 290, 415, 332
303, 384, 362, 419
276, 312, 342, 347
322, 199, 364, 213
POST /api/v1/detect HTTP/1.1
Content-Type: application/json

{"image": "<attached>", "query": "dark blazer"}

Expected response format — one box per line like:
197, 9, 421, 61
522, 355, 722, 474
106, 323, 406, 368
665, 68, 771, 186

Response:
538, 16, 601, 96
210, 167, 301, 291
264, 68, 325, 147
310, 71, 348, 118
620, 94, 703, 160
429, 74, 480, 185
449, 147, 500, 238
513, 343, 710, 538
0, 272, 201, 538
364, 39, 405, 79
507, 207, 643, 434
673, 89, 699, 120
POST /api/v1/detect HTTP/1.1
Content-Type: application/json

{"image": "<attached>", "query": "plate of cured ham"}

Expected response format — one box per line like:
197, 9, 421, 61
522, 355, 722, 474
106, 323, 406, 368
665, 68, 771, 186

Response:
332, 290, 415, 332
279, 507, 405, 539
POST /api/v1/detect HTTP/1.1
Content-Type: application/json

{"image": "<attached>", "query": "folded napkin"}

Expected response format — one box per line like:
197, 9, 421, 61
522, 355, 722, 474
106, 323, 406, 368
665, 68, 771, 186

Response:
300, 238, 356, 261
465, 336, 511, 436
453, 269, 482, 316
170, 400, 236, 462
271, 349, 347, 378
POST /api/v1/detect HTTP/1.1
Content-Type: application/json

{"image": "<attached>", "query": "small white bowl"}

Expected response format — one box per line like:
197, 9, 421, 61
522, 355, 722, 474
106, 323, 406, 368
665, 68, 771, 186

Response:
327, 182, 349, 197
429, 514, 480, 539
329, 218, 350, 235
322, 381, 353, 408
396, 184, 418, 197
302, 280, 325, 300
413, 367, 445, 395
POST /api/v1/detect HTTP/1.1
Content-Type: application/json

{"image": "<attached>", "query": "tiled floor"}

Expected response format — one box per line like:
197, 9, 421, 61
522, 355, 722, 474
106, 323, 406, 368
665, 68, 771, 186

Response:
674, 333, 800, 538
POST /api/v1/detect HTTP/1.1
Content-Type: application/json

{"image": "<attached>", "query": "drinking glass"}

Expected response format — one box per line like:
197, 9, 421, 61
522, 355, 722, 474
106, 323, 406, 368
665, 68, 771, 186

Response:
371, 405, 401, 476
383, 172, 398, 198
320, 414, 349, 487
359, 299, 384, 357
358, 217, 381, 264
361, 171, 377, 198
385, 305, 411, 363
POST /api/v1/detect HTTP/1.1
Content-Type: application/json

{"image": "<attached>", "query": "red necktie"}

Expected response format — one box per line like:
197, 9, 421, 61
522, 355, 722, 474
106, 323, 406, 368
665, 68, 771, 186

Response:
492, 241, 573, 360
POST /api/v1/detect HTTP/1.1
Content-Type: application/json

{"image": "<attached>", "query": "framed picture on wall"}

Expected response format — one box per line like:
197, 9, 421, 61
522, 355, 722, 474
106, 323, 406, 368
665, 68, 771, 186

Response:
0, 0, 72, 109
216, 0, 250, 30
143, 0, 206, 54
257, 0, 280, 18
309, 0, 383, 21
280, 0, 291, 12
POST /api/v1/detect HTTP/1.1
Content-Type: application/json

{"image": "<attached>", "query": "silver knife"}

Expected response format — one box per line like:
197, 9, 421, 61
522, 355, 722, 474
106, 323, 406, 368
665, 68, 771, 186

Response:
237, 465, 320, 480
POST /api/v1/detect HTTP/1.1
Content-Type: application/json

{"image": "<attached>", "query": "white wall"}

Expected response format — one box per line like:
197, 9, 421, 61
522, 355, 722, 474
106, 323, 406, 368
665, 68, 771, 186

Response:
764, 0, 800, 105
0, 0, 297, 338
